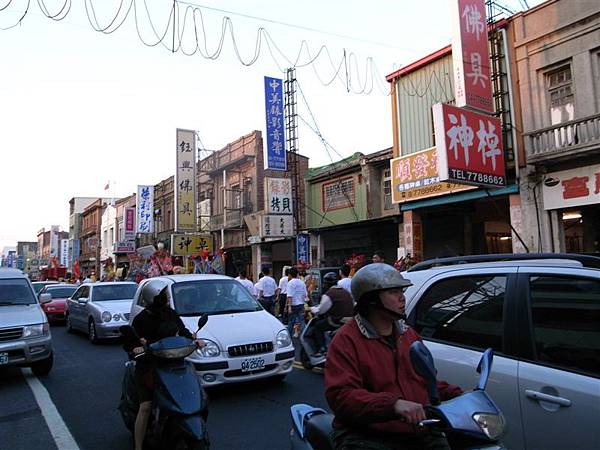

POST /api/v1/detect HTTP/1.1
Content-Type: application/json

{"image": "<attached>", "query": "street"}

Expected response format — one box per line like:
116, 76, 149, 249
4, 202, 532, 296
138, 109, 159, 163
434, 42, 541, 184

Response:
0, 324, 328, 450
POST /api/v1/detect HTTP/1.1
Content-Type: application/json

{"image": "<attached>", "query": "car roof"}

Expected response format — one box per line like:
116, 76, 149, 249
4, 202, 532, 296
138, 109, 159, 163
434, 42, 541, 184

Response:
0, 268, 27, 279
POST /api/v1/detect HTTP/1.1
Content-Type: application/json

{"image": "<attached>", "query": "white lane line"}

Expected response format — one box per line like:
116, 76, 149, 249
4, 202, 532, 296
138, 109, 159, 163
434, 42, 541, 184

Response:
21, 369, 80, 450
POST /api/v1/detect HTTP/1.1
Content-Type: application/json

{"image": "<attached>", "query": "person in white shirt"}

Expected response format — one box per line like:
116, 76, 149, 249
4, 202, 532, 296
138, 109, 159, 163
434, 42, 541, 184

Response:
253, 273, 263, 299
275, 266, 291, 321
285, 267, 308, 337
256, 267, 277, 315
337, 263, 353, 296
235, 270, 254, 294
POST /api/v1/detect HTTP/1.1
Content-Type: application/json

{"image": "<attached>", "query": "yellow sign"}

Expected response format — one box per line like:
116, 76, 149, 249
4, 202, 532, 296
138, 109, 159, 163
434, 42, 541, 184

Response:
171, 234, 213, 256
391, 147, 474, 204
175, 129, 197, 232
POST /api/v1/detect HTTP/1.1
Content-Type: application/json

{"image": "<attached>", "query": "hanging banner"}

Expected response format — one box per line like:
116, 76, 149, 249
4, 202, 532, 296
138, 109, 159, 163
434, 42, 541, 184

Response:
60, 239, 69, 267
451, 0, 493, 113
433, 103, 506, 188
175, 128, 197, 232
542, 164, 600, 210
295, 233, 310, 264
124, 207, 136, 241
265, 177, 293, 214
137, 185, 154, 233
50, 225, 60, 257
171, 233, 213, 256
264, 76, 287, 171
260, 215, 294, 238
71, 239, 80, 267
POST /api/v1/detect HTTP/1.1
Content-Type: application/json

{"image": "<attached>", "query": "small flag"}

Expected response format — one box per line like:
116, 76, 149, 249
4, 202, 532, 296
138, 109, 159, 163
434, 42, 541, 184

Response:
104, 182, 110, 191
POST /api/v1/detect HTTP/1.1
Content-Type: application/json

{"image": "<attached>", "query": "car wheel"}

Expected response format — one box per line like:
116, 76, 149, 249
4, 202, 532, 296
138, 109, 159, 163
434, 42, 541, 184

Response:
88, 319, 99, 344
30, 353, 53, 377
300, 348, 313, 370
66, 314, 74, 333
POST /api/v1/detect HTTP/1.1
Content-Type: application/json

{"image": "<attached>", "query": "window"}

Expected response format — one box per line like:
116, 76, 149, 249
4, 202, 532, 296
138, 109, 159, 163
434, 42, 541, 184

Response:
322, 177, 355, 211
230, 183, 241, 210
529, 275, 600, 377
414, 275, 507, 352
383, 168, 393, 210
546, 65, 574, 125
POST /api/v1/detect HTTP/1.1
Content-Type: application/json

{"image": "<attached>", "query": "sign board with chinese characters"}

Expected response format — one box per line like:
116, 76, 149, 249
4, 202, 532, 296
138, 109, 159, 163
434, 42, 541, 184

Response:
113, 241, 136, 253
295, 233, 310, 264
542, 164, 600, 210
175, 128, 197, 232
71, 239, 80, 266
265, 177, 293, 215
264, 76, 287, 171
171, 234, 213, 256
124, 207, 136, 241
50, 225, 59, 257
137, 185, 154, 233
60, 239, 69, 266
451, 0, 493, 113
432, 103, 506, 188
391, 147, 474, 204
260, 215, 294, 238
199, 199, 211, 232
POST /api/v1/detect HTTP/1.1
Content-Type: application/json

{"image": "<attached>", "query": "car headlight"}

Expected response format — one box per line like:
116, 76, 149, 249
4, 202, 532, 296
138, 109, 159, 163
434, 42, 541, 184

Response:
197, 339, 220, 358
473, 412, 505, 440
101, 311, 112, 323
276, 329, 292, 348
23, 323, 49, 338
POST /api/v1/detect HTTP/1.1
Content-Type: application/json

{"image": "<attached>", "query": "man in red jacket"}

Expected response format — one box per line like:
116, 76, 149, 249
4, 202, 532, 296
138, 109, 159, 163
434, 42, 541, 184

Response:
324, 263, 462, 450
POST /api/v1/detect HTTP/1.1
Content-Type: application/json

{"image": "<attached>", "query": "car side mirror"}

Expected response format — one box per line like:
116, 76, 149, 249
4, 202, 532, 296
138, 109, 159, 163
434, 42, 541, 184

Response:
197, 313, 208, 331
78, 297, 88, 304
476, 348, 494, 391
409, 341, 440, 406
39, 293, 52, 304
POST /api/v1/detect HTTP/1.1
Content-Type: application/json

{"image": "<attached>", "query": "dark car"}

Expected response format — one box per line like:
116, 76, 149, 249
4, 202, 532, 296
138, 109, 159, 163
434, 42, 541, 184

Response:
39, 284, 78, 323
304, 267, 340, 304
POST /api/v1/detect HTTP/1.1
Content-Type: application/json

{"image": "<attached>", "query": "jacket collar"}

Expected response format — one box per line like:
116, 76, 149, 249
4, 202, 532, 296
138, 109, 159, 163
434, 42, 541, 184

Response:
354, 313, 408, 340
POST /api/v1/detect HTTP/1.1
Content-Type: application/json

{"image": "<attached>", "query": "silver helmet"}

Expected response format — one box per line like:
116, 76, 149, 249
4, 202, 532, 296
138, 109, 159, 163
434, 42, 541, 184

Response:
351, 263, 412, 302
140, 279, 169, 307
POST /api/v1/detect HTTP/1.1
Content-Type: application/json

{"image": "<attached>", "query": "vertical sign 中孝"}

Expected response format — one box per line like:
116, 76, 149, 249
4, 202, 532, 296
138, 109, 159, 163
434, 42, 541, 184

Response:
137, 185, 154, 233
295, 233, 310, 265
124, 207, 136, 241
264, 76, 287, 171
60, 239, 69, 267
432, 102, 506, 188
265, 178, 293, 215
451, 0, 493, 114
176, 128, 197, 232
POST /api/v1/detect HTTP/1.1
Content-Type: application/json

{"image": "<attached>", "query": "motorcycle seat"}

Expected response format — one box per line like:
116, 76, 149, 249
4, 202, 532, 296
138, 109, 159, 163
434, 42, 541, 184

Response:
305, 413, 335, 450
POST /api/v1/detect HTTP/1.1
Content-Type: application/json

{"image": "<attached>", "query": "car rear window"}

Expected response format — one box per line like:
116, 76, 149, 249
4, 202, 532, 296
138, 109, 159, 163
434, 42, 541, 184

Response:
92, 284, 137, 301
45, 286, 78, 299
0, 279, 36, 305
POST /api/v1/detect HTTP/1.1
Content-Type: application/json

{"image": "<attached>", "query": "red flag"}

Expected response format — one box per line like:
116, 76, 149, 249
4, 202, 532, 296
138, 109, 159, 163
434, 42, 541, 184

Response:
74, 259, 81, 278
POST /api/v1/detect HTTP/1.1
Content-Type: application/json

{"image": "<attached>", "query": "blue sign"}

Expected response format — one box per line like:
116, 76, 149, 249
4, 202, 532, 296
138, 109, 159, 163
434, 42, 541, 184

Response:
71, 239, 80, 266
264, 76, 287, 171
295, 233, 310, 264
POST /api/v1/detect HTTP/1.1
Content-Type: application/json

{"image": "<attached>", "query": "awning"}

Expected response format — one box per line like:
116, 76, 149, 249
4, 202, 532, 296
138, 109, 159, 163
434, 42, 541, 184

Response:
400, 184, 519, 211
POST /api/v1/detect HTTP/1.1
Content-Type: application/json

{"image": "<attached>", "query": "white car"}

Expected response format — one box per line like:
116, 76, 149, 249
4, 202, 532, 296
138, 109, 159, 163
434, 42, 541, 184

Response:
129, 274, 295, 386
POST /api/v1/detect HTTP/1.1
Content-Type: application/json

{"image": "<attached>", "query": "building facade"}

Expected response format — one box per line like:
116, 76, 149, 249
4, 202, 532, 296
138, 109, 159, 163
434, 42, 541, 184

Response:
99, 203, 117, 275
69, 197, 110, 271
80, 199, 105, 276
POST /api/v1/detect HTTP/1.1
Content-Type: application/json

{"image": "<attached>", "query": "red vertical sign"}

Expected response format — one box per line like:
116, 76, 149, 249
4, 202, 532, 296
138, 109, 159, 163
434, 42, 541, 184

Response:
451, 0, 493, 113
124, 207, 136, 241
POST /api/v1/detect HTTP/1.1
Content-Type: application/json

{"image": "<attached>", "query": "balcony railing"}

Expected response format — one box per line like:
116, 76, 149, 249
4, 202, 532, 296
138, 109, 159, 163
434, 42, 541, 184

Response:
208, 210, 244, 231
525, 113, 600, 163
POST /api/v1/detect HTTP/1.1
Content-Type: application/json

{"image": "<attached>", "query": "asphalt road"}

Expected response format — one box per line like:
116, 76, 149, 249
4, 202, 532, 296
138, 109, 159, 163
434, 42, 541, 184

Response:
0, 324, 328, 450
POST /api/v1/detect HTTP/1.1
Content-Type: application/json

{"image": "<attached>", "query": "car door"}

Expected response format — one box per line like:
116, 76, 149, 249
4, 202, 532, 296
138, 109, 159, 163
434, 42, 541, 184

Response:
73, 285, 90, 329
516, 267, 600, 450
129, 279, 149, 323
67, 286, 83, 328
406, 267, 524, 450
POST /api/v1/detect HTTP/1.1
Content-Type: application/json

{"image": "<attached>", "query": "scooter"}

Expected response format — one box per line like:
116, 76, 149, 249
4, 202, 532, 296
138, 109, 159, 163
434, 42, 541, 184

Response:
290, 341, 506, 450
298, 316, 349, 370
118, 315, 210, 450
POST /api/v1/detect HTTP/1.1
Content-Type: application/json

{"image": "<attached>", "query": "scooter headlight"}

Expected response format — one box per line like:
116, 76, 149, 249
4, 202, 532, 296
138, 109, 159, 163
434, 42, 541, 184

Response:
473, 412, 505, 440
197, 339, 220, 358
276, 329, 292, 348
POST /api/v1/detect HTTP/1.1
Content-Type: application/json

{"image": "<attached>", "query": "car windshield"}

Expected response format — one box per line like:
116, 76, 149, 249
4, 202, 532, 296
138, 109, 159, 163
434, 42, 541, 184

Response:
45, 286, 78, 299
172, 280, 262, 316
0, 279, 36, 305
92, 284, 137, 301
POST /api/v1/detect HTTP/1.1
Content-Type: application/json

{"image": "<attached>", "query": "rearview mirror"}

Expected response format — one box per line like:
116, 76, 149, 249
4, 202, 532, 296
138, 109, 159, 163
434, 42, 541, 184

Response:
78, 298, 88, 304
409, 341, 440, 406
476, 348, 494, 391
39, 293, 52, 304
197, 313, 208, 330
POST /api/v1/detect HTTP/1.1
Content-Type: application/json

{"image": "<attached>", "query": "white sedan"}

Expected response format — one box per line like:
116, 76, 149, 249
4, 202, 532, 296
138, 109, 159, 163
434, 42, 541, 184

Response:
129, 274, 295, 386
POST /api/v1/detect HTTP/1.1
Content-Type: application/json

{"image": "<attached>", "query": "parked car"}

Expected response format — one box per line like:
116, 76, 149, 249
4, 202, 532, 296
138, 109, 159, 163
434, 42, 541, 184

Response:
38, 284, 78, 323
66, 282, 137, 343
402, 253, 600, 450
32, 280, 59, 295
0, 268, 53, 376
129, 274, 295, 387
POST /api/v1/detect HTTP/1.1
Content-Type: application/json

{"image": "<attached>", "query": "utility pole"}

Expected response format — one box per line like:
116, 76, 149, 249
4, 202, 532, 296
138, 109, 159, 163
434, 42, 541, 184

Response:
284, 68, 301, 235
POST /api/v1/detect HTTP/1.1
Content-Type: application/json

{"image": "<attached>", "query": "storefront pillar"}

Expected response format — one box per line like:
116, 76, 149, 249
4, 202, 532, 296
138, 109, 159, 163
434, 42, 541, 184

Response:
403, 210, 423, 261
509, 194, 527, 253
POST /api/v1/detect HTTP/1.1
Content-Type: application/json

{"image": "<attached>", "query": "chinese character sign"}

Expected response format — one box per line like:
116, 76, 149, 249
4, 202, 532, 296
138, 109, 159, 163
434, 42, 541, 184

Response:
451, 0, 493, 113
541, 164, 600, 210
176, 128, 198, 232
136, 185, 154, 233
60, 239, 69, 267
264, 76, 287, 171
171, 234, 213, 256
71, 239, 80, 266
260, 215, 293, 238
265, 177, 293, 214
124, 207, 136, 241
296, 234, 310, 264
433, 103, 506, 187
390, 147, 474, 204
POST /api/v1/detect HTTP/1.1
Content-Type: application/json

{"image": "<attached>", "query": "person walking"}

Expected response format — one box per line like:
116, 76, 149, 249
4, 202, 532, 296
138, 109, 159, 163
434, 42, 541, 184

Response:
275, 267, 290, 322
235, 269, 255, 294
256, 267, 277, 314
337, 263, 352, 296
285, 267, 308, 338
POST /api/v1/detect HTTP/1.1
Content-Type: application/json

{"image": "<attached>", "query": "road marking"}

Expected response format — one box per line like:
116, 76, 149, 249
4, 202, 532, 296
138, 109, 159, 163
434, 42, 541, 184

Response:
292, 361, 324, 373
21, 369, 80, 450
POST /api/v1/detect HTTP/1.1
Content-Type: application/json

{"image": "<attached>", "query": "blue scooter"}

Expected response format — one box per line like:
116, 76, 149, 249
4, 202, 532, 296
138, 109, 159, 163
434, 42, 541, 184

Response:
119, 315, 209, 450
290, 341, 506, 449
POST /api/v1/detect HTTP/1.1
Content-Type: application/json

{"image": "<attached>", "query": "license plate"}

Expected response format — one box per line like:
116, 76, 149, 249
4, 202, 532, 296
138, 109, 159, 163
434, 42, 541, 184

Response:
241, 357, 265, 373
0, 352, 8, 365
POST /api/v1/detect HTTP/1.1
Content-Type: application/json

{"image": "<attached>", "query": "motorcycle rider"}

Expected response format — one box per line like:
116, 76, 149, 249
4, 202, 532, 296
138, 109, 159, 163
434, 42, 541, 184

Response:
307, 272, 354, 357
324, 263, 462, 450
123, 279, 205, 450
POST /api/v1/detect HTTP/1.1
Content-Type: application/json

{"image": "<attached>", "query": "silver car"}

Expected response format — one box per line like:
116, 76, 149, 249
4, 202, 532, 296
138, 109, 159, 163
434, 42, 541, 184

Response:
402, 254, 600, 450
66, 282, 137, 343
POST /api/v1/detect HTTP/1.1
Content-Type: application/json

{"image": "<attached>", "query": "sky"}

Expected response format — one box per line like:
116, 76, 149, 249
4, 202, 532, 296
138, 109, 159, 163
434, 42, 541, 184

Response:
0, 0, 538, 251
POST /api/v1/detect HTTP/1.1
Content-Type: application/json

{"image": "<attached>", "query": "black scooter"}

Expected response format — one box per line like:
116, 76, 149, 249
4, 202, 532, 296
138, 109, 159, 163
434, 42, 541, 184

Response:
119, 315, 209, 450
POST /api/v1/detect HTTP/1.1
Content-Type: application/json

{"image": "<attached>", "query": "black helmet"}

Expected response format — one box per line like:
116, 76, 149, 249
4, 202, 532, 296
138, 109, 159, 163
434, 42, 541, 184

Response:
141, 279, 169, 307
323, 272, 339, 283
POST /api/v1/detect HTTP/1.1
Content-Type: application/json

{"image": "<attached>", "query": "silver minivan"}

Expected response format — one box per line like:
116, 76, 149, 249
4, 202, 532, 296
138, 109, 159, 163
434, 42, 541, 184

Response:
0, 268, 53, 375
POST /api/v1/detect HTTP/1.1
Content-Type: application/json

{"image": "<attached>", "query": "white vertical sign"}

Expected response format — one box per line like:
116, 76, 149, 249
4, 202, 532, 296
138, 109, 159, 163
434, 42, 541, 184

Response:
60, 239, 69, 266
265, 178, 293, 215
137, 185, 154, 233
175, 128, 198, 232
50, 225, 59, 257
